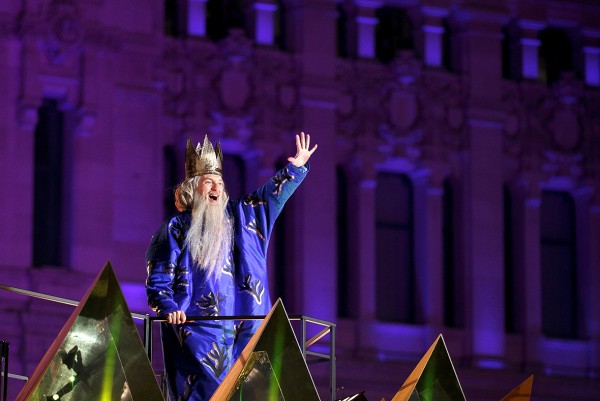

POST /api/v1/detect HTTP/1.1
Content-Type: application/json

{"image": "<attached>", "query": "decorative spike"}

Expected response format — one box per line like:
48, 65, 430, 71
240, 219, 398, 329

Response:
210, 299, 320, 401
499, 375, 534, 401
16, 261, 163, 401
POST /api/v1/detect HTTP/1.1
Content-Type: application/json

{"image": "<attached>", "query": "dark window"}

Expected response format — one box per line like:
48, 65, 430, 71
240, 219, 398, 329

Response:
443, 179, 463, 327
375, 172, 415, 322
442, 18, 454, 72
165, 0, 185, 37
337, 166, 350, 317
33, 99, 64, 267
375, 7, 414, 64
163, 145, 178, 219
207, 0, 248, 42
336, 3, 349, 58
504, 185, 519, 333
222, 154, 245, 201
541, 190, 579, 339
539, 28, 574, 84
272, 160, 292, 306
501, 25, 519, 80
274, 0, 287, 50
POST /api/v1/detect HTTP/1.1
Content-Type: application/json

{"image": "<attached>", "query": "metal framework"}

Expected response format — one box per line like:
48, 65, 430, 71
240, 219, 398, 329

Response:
0, 283, 336, 401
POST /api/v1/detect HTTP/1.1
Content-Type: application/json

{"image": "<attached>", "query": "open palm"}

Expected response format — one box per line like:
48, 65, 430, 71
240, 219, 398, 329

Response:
288, 132, 318, 167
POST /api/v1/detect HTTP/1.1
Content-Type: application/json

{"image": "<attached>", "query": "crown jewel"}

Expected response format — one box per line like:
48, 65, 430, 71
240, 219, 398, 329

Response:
185, 135, 223, 178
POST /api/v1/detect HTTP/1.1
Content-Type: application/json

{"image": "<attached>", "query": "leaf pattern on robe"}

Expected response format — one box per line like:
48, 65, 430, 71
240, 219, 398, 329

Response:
177, 374, 198, 401
246, 219, 265, 241
272, 168, 295, 195
234, 321, 251, 342
243, 194, 267, 207
238, 274, 264, 304
201, 342, 228, 378
197, 291, 225, 316
178, 326, 191, 347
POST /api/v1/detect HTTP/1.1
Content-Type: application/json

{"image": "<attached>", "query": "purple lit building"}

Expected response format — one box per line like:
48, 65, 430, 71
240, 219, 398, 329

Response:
1, 0, 599, 400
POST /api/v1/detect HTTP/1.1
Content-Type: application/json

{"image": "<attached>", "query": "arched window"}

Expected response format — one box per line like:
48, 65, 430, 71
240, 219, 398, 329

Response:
540, 190, 579, 338
375, 172, 415, 322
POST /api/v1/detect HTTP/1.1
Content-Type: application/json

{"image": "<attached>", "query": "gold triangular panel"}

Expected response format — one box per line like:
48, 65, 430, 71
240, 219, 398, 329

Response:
499, 375, 534, 401
211, 299, 321, 401
17, 261, 163, 401
390, 335, 466, 401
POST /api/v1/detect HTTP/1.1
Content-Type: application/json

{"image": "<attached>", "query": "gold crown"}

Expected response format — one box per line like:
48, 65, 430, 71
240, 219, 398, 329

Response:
185, 135, 223, 178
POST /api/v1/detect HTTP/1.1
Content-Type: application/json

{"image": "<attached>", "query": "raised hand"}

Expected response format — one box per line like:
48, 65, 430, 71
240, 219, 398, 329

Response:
288, 132, 318, 167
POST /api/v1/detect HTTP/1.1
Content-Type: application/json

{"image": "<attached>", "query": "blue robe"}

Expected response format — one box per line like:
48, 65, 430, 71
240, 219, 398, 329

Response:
145, 163, 309, 401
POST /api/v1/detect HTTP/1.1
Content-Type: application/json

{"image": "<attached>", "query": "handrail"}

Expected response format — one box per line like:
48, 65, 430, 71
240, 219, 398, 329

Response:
0, 283, 337, 401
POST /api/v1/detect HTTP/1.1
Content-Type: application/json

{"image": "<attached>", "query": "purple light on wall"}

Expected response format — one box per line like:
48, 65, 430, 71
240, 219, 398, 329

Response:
357, 16, 377, 58
188, 0, 207, 37
424, 25, 444, 67
254, 3, 277, 46
584, 46, 600, 86
521, 38, 540, 79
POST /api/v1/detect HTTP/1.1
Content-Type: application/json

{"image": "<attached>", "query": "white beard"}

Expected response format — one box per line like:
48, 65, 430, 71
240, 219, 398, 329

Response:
185, 194, 233, 281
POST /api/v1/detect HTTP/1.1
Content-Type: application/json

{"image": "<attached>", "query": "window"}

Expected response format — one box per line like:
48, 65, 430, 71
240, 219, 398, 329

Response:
443, 179, 463, 328
33, 99, 65, 267
207, 0, 248, 42
163, 145, 178, 218
375, 172, 415, 322
222, 153, 245, 200
336, 3, 350, 58
164, 0, 185, 37
540, 190, 579, 339
337, 166, 350, 317
375, 7, 414, 64
272, 160, 292, 306
539, 28, 574, 84
504, 185, 519, 333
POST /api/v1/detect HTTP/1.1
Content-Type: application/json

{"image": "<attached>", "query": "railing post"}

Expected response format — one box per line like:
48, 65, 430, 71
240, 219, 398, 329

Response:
144, 315, 153, 362
1, 341, 8, 401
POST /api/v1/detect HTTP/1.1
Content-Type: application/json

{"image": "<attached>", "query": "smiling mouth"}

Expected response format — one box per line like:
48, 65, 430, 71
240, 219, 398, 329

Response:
209, 194, 219, 202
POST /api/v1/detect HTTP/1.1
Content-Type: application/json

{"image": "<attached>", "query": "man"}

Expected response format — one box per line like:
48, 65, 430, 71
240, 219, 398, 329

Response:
146, 132, 317, 400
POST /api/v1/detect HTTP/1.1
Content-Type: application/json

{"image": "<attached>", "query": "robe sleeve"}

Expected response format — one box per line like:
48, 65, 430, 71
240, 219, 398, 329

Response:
239, 162, 309, 244
145, 215, 186, 316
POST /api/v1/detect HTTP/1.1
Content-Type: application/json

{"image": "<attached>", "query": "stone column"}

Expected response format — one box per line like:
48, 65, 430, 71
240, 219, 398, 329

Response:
521, 184, 542, 368
456, 5, 508, 367
284, 0, 338, 324
412, 167, 446, 336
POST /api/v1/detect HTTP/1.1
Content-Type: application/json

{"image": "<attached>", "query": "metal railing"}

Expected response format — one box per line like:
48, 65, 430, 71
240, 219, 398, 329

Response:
0, 283, 336, 401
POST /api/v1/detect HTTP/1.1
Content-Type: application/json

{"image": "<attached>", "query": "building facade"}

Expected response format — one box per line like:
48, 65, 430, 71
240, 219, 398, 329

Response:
0, 0, 599, 399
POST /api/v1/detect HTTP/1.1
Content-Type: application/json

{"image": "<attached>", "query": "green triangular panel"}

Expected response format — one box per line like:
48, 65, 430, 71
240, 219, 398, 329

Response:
391, 335, 466, 401
17, 261, 163, 401
211, 299, 321, 401
499, 375, 534, 401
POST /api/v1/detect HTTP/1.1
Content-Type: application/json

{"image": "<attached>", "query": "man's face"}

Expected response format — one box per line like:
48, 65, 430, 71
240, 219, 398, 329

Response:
196, 174, 224, 205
